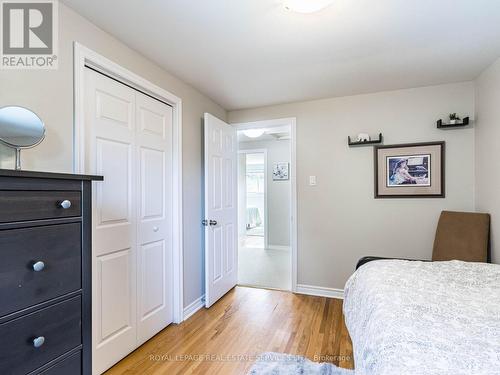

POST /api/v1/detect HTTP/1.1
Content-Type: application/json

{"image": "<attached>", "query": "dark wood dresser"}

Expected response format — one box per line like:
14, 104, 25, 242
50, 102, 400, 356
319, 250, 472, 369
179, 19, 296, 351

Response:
0, 169, 103, 375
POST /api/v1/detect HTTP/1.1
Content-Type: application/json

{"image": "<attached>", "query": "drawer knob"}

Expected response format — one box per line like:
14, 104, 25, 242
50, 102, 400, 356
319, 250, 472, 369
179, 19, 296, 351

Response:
32, 261, 45, 272
153, 226, 159, 232
59, 200, 72, 209
33, 336, 45, 348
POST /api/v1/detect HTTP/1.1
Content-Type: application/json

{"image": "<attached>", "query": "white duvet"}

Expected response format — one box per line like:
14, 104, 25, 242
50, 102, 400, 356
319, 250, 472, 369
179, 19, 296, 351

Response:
343, 260, 500, 375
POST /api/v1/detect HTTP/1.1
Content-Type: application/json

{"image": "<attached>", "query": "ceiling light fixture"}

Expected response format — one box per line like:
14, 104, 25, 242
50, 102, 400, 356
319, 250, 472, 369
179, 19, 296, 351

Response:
243, 129, 266, 138
283, 0, 335, 13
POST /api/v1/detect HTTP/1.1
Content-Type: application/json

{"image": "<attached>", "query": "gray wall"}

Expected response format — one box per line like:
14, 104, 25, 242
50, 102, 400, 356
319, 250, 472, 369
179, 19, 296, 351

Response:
0, 3, 227, 308
229, 82, 475, 290
239, 140, 291, 247
475, 56, 500, 264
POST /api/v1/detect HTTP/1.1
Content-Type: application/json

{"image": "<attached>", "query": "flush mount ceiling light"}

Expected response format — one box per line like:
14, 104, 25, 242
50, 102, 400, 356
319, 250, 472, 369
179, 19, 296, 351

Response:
243, 129, 266, 138
283, 0, 335, 13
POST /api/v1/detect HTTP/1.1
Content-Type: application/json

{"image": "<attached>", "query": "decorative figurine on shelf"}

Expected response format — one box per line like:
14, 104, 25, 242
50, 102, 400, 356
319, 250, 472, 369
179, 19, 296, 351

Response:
356, 133, 370, 142
449, 113, 461, 125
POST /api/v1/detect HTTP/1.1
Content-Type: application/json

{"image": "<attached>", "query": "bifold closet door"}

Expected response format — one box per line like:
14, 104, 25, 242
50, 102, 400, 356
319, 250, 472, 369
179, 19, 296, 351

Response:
135, 92, 173, 346
85, 68, 173, 374
85, 69, 138, 375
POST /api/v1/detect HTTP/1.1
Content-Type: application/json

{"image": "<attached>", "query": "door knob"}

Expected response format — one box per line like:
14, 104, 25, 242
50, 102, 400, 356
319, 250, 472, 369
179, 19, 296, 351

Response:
59, 200, 72, 209
33, 336, 45, 348
32, 261, 45, 272
202, 219, 218, 226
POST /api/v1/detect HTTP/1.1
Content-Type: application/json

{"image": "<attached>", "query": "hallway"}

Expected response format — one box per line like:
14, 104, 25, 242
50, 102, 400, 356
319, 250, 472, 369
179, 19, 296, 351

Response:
238, 237, 291, 290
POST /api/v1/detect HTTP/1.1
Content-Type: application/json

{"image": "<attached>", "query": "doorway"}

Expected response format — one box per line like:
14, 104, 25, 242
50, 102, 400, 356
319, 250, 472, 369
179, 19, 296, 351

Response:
239, 149, 267, 249
203, 115, 297, 306
236, 123, 294, 291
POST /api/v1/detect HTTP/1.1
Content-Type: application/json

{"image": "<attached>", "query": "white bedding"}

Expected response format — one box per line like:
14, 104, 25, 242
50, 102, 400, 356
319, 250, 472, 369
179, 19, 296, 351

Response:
343, 260, 500, 375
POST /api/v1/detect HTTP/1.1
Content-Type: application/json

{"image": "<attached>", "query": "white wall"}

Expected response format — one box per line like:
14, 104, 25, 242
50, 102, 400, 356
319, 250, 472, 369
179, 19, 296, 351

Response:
0, 3, 227, 308
475, 56, 500, 264
239, 139, 291, 247
229, 82, 475, 290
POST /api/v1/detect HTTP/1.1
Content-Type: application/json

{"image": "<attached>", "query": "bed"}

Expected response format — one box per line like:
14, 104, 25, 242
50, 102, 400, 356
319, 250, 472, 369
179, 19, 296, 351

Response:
343, 259, 500, 375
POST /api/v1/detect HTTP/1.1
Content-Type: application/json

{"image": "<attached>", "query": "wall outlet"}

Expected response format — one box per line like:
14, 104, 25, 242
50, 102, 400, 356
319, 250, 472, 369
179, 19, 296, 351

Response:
309, 176, 317, 186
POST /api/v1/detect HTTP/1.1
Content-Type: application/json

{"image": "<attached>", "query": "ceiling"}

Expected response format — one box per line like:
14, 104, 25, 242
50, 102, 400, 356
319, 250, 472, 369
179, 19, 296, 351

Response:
62, 0, 500, 110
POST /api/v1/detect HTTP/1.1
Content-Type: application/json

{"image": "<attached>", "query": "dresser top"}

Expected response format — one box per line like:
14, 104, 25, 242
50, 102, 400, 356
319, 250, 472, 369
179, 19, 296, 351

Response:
0, 169, 103, 181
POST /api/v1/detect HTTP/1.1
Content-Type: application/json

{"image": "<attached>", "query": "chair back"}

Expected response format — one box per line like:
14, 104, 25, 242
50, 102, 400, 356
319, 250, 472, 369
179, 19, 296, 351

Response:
432, 211, 490, 262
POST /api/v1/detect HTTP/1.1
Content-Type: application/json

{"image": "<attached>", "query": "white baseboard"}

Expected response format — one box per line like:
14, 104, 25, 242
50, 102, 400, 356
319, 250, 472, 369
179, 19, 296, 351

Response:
267, 245, 291, 252
183, 294, 205, 321
296, 284, 344, 299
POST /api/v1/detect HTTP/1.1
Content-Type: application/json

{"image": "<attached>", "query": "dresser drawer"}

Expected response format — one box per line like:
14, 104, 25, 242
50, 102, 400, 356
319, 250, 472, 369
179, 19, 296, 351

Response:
0, 191, 81, 223
0, 223, 82, 317
0, 296, 82, 375
38, 351, 82, 375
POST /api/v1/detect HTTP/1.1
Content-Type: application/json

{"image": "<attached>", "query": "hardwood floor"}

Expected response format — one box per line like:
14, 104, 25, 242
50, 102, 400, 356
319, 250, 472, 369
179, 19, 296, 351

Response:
105, 286, 354, 374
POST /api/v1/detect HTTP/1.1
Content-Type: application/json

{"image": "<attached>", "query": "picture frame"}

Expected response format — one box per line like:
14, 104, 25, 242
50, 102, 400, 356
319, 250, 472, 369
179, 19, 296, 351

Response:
273, 162, 289, 181
374, 141, 445, 198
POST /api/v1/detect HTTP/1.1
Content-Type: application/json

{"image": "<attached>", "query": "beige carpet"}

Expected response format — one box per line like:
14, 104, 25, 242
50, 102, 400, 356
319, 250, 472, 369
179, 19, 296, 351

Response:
238, 237, 291, 290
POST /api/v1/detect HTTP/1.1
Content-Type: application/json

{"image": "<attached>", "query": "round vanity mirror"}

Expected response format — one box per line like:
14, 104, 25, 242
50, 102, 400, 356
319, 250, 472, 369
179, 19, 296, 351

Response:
0, 106, 45, 170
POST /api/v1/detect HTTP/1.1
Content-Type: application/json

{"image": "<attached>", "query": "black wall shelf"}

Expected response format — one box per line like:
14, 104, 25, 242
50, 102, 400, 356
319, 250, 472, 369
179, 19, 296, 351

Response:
437, 117, 470, 129
348, 133, 383, 147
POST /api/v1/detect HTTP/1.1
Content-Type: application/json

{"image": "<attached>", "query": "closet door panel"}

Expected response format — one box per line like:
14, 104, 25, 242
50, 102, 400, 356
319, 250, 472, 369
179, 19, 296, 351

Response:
135, 93, 173, 345
85, 69, 137, 375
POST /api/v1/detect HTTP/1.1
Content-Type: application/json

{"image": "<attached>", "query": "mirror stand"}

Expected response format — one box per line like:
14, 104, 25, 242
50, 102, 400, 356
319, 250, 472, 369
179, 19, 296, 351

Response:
0, 105, 46, 171
15, 148, 21, 171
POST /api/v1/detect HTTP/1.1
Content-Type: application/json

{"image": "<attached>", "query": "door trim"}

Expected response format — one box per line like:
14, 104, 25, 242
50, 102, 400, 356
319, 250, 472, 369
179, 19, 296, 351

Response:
237, 148, 268, 250
232, 118, 297, 292
73, 42, 184, 324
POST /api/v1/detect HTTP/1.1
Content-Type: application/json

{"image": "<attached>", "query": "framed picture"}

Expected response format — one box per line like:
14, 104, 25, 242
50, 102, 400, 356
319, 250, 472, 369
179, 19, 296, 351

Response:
273, 162, 289, 180
374, 141, 445, 198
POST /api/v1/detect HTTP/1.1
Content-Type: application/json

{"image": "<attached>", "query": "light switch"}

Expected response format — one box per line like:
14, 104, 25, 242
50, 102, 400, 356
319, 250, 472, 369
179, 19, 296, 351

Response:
309, 176, 317, 186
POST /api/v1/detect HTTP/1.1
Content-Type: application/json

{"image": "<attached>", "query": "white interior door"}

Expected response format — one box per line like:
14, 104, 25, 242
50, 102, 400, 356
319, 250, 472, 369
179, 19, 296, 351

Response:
204, 113, 238, 308
135, 92, 173, 345
85, 68, 173, 374
85, 69, 138, 375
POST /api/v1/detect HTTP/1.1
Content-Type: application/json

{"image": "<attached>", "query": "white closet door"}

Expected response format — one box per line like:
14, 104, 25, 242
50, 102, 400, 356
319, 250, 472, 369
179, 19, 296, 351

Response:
85, 68, 174, 374
135, 92, 173, 345
85, 69, 138, 374
204, 113, 238, 308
